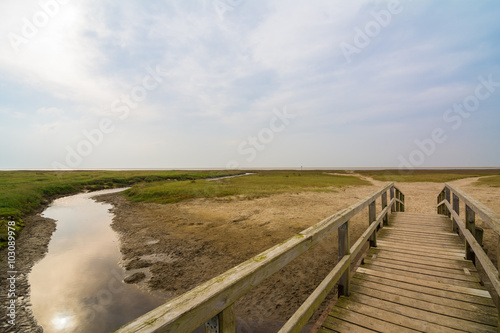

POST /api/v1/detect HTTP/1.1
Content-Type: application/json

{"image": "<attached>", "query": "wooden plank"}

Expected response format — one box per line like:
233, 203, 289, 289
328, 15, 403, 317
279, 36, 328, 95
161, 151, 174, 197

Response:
356, 267, 491, 297
363, 258, 480, 283
380, 231, 460, 240
353, 273, 496, 307
371, 256, 479, 276
375, 241, 465, 257
351, 276, 497, 316
321, 314, 376, 333
334, 298, 465, 333
350, 284, 497, 326
381, 228, 461, 239
378, 236, 461, 248
368, 248, 476, 271
376, 239, 464, 254
328, 304, 419, 333
376, 236, 464, 249
361, 262, 482, 288
373, 244, 466, 261
347, 292, 497, 333
115, 183, 395, 333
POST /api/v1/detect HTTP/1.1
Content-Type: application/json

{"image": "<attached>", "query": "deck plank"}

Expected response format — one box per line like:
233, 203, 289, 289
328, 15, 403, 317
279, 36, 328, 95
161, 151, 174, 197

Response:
318, 212, 498, 332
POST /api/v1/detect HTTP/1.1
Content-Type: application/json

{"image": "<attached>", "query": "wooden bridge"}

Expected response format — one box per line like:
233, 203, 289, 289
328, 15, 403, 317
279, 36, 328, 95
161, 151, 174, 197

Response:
116, 183, 500, 333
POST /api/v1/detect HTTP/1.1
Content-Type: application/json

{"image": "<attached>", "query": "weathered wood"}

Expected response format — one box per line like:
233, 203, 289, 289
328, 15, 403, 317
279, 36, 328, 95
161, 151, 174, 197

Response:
453, 193, 460, 233
205, 304, 235, 333
369, 201, 376, 247
466, 205, 476, 261
351, 276, 496, 315
390, 186, 395, 213
381, 192, 388, 226
328, 305, 419, 333
445, 187, 451, 217
354, 272, 494, 307
338, 221, 350, 296
352, 284, 497, 327
348, 292, 496, 332
444, 201, 500, 303
446, 183, 500, 235
335, 297, 464, 333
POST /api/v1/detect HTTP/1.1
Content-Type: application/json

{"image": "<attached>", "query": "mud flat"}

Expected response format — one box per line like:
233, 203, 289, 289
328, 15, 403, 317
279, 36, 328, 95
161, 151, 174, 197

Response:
0, 214, 55, 333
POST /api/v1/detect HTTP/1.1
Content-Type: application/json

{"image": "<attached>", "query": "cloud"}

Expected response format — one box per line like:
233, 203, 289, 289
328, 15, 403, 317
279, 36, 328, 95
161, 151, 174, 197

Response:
37, 107, 65, 116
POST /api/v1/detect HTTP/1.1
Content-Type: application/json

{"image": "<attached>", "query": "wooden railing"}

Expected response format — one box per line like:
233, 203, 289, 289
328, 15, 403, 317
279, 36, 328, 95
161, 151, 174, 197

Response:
437, 184, 500, 309
115, 183, 404, 333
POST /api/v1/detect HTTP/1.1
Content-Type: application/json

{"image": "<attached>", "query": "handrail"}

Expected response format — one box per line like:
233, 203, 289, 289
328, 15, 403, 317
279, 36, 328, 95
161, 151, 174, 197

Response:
437, 183, 500, 307
115, 182, 403, 333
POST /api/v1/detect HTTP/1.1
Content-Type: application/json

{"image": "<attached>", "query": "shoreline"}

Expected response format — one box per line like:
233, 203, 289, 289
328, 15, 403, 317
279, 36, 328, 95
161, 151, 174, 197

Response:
0, 214, 55, 332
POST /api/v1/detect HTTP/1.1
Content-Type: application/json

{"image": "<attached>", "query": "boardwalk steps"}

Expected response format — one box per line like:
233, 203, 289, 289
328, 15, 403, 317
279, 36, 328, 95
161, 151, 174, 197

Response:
318, 212, 498, 333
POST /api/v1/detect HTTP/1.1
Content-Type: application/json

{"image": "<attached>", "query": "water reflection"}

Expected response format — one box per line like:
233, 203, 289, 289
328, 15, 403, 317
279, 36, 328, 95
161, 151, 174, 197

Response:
29, 189, 165, 333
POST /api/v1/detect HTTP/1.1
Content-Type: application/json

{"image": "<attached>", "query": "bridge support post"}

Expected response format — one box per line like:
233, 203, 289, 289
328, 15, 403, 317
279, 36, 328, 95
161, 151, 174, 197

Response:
452, 193, 459, 233
381, 192, 388, 227
369, 201, 377, 247
390, 187, 395, 213
338, 221, 350, 296
445, 187, 451, 217
205, 303, 235, 333
465, 205, 476, 262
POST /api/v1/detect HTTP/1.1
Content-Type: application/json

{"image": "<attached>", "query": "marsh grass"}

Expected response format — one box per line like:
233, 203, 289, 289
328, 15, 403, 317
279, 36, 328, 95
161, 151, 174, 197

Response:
475, 175, 500, 187
358, 169, 500, 183
125, 171, 371, 204
0, 170, 241, 248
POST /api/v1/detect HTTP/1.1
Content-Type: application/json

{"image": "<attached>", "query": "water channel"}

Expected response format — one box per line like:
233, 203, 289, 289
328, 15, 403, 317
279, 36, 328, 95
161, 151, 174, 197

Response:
28, 188, 165, 333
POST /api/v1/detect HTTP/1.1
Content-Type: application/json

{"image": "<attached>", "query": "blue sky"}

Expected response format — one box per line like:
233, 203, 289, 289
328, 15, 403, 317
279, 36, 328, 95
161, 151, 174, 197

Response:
1, 0, 499, 169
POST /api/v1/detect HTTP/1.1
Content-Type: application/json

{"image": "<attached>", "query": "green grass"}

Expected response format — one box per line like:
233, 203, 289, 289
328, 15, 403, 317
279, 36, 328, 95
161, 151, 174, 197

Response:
357, 169, 500, 183
475, 175, 500, 187
0, 170, 242, 248
125, 171, 371, 204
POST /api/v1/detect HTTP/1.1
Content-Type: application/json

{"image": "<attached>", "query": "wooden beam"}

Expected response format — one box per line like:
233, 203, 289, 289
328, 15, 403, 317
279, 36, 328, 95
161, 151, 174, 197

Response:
369, 201, 377, 247
390, 186, 395, 213
445, 183, 500, 236
381, 192, 388, 226
338, 221, 350, 296
466, 205, 476, 261
452, 193, 460, 233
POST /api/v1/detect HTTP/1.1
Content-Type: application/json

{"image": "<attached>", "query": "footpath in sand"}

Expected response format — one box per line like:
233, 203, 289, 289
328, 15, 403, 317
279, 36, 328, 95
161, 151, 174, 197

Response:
98, 175, 500, 330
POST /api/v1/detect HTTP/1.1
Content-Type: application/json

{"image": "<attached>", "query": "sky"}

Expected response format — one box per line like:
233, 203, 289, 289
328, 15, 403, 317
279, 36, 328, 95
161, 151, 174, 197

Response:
0, 0, 499, 170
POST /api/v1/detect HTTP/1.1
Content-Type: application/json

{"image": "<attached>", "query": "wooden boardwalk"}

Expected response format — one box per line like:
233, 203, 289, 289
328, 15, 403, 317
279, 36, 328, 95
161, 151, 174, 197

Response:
319, 212, 498, 333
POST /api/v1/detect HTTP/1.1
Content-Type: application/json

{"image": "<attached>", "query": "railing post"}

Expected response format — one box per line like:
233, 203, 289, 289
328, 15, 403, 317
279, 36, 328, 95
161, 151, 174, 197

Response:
381, 191, 388, 227
205, 304, 235, 333
338, 221, 350, 296
437, 191, 442, 214
390, 187, 395, 213
369, 201, 377, 247
400, 192, 405, 212
465, 205, 476, 262
445, 187, 451, 217
452, 193, 459, 233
